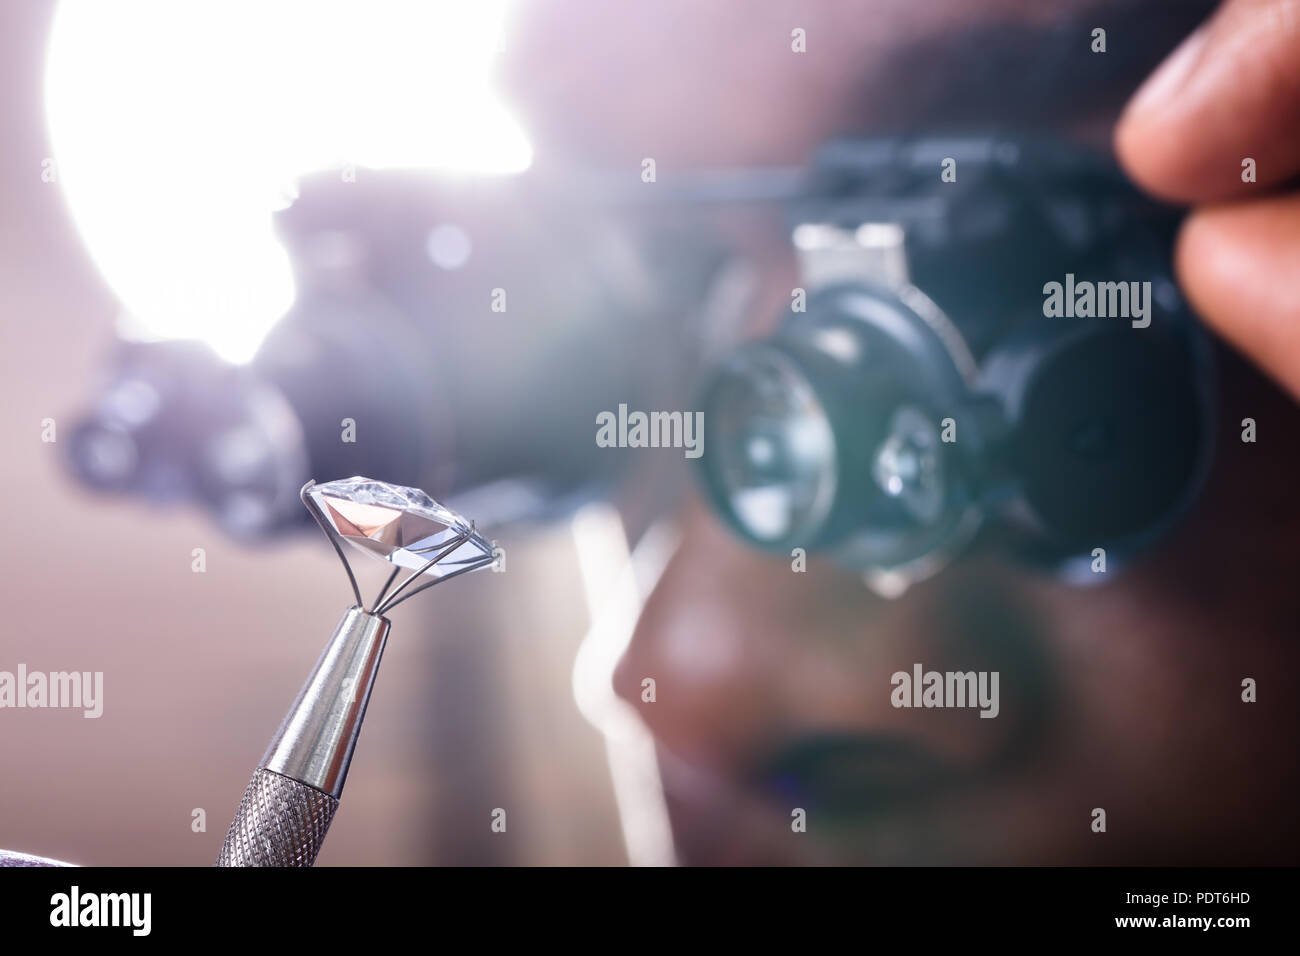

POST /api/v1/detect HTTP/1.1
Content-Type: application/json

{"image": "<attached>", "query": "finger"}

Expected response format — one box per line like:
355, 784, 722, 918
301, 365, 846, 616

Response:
1115, 0, 1300, 203
1176, 193, 1300, 400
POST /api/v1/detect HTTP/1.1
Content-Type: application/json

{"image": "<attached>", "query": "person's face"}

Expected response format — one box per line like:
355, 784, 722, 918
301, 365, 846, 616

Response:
511, 0, 1300, 864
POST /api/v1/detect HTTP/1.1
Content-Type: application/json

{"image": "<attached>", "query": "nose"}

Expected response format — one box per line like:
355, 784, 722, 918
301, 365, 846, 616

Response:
613, 494, 1050, 790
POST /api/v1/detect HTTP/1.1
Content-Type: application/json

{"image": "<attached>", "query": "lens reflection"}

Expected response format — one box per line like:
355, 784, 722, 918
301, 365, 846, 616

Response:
871, 405, 945, 526
709, 350, 836, 544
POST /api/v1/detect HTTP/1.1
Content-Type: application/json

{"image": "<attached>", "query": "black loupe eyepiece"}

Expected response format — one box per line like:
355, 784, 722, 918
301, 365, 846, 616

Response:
697, 283, 984, 576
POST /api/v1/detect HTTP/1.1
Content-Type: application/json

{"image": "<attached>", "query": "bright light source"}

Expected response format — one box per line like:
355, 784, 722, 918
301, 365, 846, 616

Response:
426, 223, 473, 270
45, 0, 533, 364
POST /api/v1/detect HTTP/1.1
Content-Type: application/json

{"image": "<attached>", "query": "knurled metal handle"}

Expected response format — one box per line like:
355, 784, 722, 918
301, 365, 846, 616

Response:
216, 768, 338, 867
216, 608, 388, 867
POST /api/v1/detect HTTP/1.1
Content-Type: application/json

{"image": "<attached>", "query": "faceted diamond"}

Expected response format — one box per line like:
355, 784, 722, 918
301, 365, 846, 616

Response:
306, 477, 494, 580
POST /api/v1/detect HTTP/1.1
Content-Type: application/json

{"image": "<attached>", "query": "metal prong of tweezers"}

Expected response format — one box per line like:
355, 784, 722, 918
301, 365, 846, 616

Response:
373, 565, 401, 612
373, 524, 475, 616
376, 554, 496, 614
300, 480, 364, 610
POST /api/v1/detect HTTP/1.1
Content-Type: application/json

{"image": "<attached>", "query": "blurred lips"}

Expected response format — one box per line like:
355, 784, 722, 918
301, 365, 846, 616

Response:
751, 732, 956, 820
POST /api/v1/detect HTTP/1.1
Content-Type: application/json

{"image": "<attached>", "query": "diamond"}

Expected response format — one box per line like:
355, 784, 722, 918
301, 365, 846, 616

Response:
305, 477, 494, 580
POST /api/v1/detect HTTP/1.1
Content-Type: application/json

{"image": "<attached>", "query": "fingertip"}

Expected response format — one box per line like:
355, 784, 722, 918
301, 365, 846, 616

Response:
1117, 0, 1300, 204
1113, 108, 1183, 205
1172, 205, 1217, 294
1173, 206, 1225, 330
1113, 25, 1213, 204
1175, 197, 1300, 402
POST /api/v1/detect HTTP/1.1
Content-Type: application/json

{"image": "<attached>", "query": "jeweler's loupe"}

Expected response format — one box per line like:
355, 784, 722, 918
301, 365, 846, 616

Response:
698, 283, 983, 592
695, 137, 1215, 595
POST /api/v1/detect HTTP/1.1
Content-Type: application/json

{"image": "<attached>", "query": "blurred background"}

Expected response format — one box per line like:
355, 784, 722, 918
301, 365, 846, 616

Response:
11, 0, 1290, 870
0, 0, 716, 866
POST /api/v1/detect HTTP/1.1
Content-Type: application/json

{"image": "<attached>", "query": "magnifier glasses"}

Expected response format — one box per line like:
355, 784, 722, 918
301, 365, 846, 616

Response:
695, 137, 1214, 594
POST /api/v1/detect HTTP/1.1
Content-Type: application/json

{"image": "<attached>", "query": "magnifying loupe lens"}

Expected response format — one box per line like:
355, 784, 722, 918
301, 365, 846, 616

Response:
704, 348, 837, 545
698, 284, 983, 580
871, 405, 945, 526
